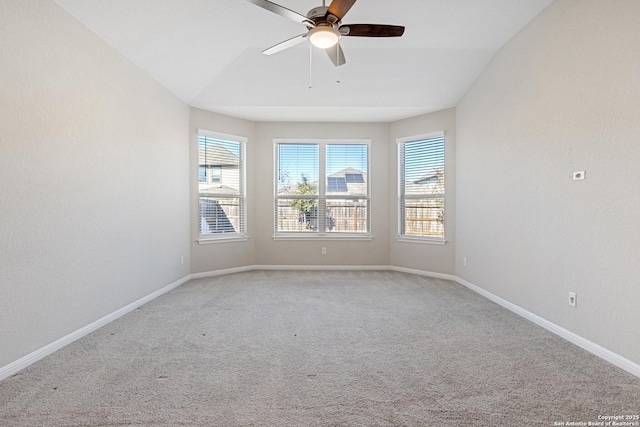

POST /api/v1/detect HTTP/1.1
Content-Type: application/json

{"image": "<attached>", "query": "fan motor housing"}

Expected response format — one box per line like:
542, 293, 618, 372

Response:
306, 5, 340, 28
306, 6, 328, 19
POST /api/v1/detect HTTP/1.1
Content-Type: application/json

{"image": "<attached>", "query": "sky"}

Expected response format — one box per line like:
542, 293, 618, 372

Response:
277, 143, 368, 192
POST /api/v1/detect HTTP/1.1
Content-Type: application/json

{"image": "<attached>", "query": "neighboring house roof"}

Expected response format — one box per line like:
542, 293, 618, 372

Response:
405, 168, 444, 196
328, 168, 367, 195
199, 184, 238, 196
414, 174, 439, 185
278, 168, 368, 196
329, 167, 366, 178
199, 144, 238, 167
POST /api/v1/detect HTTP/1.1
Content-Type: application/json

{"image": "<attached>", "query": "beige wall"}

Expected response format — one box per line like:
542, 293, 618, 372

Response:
0, 1, 190, 367
390, 108, 457, 275
456, 0, 640, 364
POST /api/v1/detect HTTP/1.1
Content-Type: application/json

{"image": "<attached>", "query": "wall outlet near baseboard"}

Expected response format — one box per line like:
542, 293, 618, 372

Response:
568, 292, 577, 307
180, 255, 184, 265
463, 257, 467, 267
321, 247, 327, 255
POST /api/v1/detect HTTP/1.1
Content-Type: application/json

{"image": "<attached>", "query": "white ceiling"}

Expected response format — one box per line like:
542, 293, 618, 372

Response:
54, 0, 552, 122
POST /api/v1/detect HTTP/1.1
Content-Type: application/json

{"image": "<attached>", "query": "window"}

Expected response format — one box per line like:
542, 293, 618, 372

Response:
398, 133, 445, 241
199, 166, 221, 183
275, 141, 370, 237
198, 131, 246, 240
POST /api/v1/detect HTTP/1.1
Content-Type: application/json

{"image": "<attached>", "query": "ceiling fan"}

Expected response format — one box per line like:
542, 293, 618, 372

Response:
247, 0, 405, 67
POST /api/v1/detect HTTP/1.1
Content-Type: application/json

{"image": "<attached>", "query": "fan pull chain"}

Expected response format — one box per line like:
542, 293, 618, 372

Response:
309, 43, 313, 89
336, 43, 341, 84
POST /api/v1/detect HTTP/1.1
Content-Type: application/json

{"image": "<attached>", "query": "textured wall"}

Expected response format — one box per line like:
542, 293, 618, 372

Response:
456, 0, 640, 364
0, 0, 190, 367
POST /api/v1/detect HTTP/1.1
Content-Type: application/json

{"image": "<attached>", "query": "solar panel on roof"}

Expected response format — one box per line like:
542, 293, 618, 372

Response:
327, 177, 347, 192
345, 173, 364, 183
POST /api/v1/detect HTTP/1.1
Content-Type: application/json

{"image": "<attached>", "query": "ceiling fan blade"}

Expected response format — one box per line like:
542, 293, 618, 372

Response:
340, 24, 405, 37
262, 33, 307, 55
325, 43, 346, 67
326, 0, 357, 21
247, 0, 311, 25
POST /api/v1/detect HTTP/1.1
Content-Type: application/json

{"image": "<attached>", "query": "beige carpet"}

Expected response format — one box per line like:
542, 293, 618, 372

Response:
1, 270, 638, 426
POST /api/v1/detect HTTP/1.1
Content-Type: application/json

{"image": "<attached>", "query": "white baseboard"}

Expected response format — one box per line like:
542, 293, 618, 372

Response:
388, 266, 640, 377
389, 265, 458, 281
454, 276, 640, 379
3, 266, 638, 381
190, 265, 254, 279
252, 264, 391, 271
0, 274, 191, 382
189, 264, 388, 279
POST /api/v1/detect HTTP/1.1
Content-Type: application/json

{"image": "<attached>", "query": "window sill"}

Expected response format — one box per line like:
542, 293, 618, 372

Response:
198, 235, 249, 245
396, 236, 447, 245
273, 234, 372, 241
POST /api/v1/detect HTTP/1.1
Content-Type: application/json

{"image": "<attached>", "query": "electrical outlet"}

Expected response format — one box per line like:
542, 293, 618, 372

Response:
568, 292, 577, 308
180, 255, 184, 265
321, 247, 327, 255
463, 257, 467, 267
573, 171, 586, 180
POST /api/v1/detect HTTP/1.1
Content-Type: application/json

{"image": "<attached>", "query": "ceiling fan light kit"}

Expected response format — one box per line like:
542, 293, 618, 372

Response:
247, 0, 405, 69
308, 26, 341, 49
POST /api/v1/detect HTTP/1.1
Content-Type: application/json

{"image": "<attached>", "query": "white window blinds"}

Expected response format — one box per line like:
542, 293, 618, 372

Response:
398, 133, 445, 240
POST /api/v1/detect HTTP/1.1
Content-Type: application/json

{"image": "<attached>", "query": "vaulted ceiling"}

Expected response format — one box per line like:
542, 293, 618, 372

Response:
55, 0, 552, 122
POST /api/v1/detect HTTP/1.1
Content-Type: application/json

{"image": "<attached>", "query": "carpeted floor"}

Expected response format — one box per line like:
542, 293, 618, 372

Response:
1, 270, 638, 426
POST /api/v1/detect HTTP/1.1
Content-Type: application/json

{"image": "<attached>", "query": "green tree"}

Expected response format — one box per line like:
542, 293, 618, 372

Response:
289, 175, 317, 230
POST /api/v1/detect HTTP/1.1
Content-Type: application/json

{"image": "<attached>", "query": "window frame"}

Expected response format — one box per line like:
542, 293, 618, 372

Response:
197, 129, 248, 244
397, 132, 446, 245
273, 139, 371, 240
